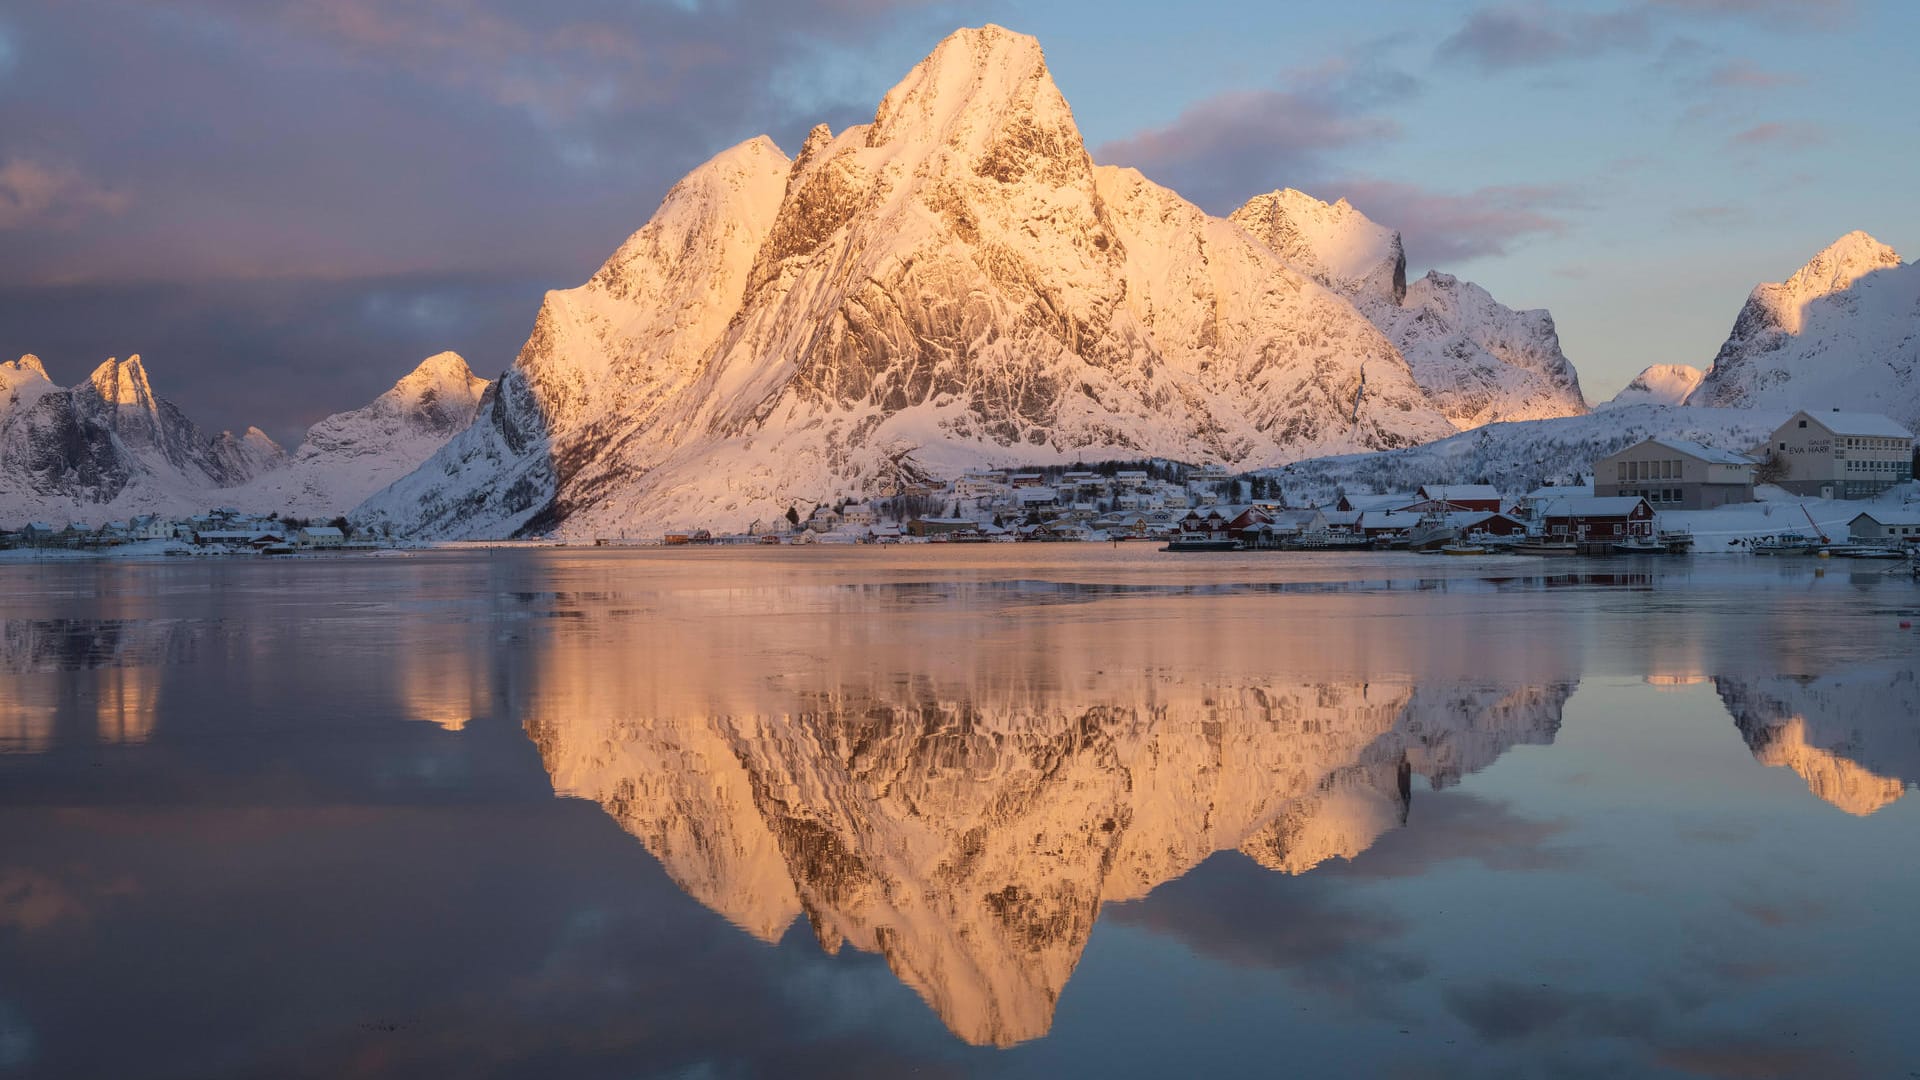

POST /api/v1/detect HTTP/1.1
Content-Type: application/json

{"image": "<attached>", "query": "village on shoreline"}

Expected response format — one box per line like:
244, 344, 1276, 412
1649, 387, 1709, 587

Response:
5, 409, 1918, 562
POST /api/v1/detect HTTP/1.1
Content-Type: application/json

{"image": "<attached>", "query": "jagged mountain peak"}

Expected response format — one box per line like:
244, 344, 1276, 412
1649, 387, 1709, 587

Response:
868, 25, 1065, 150
1783, 230, 1902, 300
85, 355, 157, 410
1230, 188, 1406, 306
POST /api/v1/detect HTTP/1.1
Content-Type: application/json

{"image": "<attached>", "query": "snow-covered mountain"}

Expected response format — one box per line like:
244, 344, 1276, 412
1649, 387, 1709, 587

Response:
0, 352, 486, 527
359, 26, 1564, 539
1687, 231, 1919, 432
225, 352, 488, 520
1230, 189, 1587, 430
0, 353, 285, 524
1601, 363, 1704, 409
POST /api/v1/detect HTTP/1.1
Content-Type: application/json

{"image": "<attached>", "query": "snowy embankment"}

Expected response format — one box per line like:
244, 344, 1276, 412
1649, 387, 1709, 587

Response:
1270, 404, 1786, 505
1662, 485, 1920, 551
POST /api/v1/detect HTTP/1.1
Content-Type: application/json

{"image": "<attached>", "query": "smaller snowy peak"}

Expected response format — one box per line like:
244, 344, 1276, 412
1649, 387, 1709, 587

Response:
1601, 364, 1704, 409
2, 355, 56, 413
1230, 189, 1405, 305
4, 354, 50, 384
384, 351, 490, 433
209, 426, 287, 485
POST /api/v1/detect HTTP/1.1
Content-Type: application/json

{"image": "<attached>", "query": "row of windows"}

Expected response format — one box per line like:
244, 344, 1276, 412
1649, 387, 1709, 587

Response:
1618, 459, 1684, 482
1842, 437, 1906, 450
1626, 488, 1686, 504
1846, 459, 1908, 472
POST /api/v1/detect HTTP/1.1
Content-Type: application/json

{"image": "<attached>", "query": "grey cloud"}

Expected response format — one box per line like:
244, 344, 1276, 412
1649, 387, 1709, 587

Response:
1438, 0, 1853, 72
1437, 5, 1653, 72
1093, 91, 1400, 214
1090, 47, 1419, 215
1333, 179, 1582, 268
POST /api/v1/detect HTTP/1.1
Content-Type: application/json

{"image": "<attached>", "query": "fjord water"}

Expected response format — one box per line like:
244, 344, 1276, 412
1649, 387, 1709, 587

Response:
2, 549, 1917, 1079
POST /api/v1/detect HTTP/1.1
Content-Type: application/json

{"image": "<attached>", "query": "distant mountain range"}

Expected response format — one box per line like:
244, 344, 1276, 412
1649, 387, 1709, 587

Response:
0, 352, 486, 525
4, 27, 1914, 534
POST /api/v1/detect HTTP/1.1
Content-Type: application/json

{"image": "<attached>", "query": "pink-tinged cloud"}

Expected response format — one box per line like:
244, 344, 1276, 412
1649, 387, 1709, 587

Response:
1707, 60, 1804, 89
1728, 121, 1827, 148
0, 159, 130, 230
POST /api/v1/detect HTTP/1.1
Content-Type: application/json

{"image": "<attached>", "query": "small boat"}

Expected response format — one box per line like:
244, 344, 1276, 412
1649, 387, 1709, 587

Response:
1162, 535, 1243, 553
1440, 542, 1488, 556
1749, 532, 1818, 555
1611, 535, 1667, 555
1513, 537, 1578, 556
1290, 530, 1373, 551
1658, 529, 1695, 554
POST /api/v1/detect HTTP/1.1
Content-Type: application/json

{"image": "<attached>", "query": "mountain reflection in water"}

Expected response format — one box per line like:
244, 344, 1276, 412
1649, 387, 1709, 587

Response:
531, 678, 1570, 1045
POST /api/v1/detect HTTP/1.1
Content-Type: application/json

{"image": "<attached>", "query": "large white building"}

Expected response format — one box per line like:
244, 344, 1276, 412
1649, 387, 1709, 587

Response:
1594, 438, 1754, 510
1763, 410, 1914, 499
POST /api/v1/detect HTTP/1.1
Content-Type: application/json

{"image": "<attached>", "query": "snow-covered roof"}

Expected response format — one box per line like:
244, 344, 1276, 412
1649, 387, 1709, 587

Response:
1340, 493, 1413, 511
1521, 484, 1593, 502
1795, 411, 1914, 439
1541, 496, 1649, 517
1849, 510, 1920, 526
1416, 484, 1501, 502
300, 526, 345, 537
1648, 438, 1754, 465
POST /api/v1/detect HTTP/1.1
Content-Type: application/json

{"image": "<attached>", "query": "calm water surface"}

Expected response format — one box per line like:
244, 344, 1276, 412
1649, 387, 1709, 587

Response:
2, 548, 1918, 1079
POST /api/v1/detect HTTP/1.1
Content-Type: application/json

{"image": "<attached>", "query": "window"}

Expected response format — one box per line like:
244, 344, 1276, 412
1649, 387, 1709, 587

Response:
1798, 420, 1807, 428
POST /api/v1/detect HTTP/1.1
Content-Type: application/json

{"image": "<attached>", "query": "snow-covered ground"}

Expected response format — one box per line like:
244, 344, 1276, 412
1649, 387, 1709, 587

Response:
1661, 483, 1920, 552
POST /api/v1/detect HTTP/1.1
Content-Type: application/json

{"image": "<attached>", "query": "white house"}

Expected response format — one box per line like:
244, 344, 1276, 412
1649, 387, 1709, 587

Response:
297, 526, 346, 549
1846, 511, 1920, 546
1763, 410, 1914, 499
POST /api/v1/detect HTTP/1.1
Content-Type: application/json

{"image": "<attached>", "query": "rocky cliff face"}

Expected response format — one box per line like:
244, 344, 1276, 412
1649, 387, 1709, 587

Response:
1688, 231, 1919, 431
1232, 189, 1588, 430
356, 25, 1521, 539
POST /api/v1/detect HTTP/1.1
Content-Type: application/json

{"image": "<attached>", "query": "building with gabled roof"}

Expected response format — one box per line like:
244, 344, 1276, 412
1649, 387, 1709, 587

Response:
1595, 437, 1755, 510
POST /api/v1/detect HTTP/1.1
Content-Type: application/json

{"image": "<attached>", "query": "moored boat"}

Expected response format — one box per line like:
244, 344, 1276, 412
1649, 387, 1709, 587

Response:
1162, 535, 1243, 553
1513, 537, 1578, 556
1440, 542, 1488, 556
